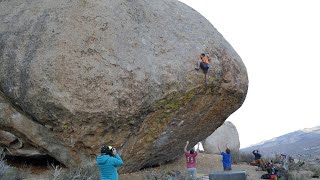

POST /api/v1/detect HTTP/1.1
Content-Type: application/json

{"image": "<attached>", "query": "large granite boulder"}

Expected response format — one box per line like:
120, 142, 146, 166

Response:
203, 121, 240, 154
0, 0, 248, 172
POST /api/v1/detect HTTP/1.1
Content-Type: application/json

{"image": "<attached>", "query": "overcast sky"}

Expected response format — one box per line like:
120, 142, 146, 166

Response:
178, 0, 320, 148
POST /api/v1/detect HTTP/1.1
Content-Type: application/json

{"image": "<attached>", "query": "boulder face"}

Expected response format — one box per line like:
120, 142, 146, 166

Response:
0, 130, 43, 156
203, 121, 240, 154
0, 0, 248, 172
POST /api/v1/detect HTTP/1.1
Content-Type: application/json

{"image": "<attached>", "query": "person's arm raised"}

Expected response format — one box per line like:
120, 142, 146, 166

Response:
111, 148, 123, 167
218, 145, 222, 153
184, 141, 189, 153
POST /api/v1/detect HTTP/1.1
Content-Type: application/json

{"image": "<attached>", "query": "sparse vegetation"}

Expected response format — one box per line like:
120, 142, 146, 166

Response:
232, 151, 320, 180
287, 170, 314, 180
0, 151, 27, 180
1, 148, 102, 180
143, 170, 180, 180
288, 162, 320, 179
50, 163, 99, 180
0, 151, 9, 179
1, 152, 319, 180
310, 164, 320, 176
1, 167, 26, 180
232, 151, 253, 164
142, 169, 205, 180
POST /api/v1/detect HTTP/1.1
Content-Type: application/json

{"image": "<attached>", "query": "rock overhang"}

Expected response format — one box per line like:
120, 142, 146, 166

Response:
0, 0, 248, 172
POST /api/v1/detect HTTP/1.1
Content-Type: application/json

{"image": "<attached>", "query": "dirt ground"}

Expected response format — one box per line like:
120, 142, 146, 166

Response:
19, 153, 320, 179
119, 153, 266, 180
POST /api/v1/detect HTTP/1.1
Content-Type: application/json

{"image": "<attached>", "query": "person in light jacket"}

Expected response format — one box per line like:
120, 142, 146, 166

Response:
97, 145, 123, 180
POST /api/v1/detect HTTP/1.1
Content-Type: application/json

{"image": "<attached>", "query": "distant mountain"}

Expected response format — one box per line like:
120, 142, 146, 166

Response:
240, 126, 320, 161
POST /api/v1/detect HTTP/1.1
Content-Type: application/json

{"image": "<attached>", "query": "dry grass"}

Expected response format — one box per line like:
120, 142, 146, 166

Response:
310, 164, 320, 176
0, 152, 9, 179
0, 151, 30, 180
49, 164, 100, 180
1, 152, 319, 180
287, 163, 320, 179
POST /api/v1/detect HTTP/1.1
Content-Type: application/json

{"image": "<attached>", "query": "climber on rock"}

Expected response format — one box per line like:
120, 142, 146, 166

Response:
195, 53, 210, 84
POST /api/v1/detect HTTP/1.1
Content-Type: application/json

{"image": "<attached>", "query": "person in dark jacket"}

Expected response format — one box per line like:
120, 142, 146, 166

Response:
97, 145, 123, 180
253, 150, 261, 160
250, 150, 265, 170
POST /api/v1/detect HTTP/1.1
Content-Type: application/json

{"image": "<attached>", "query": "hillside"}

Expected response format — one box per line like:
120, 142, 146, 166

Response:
241, 126, 320, 161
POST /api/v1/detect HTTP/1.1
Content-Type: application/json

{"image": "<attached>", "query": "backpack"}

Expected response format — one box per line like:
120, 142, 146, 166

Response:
261, 173, 270, 179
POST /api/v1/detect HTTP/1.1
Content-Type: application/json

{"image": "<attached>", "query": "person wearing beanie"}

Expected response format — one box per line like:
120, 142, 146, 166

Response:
96, 145, 123, 180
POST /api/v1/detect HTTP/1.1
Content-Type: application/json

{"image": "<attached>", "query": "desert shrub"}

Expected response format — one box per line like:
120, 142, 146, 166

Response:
232, 151, 263, 164
51, 163, 99, 180
1, 167, 27, 180
310, 164, 320, 176
276, 158, 320, 179
143, 170, 172, 180
232, 151, 253, 164
0, 151, 27, 180
142, 170, 202, 180
287, 170, 314, 180
230, 150, 239, 164
273, 153, 283, 164
0, 152, 9, 179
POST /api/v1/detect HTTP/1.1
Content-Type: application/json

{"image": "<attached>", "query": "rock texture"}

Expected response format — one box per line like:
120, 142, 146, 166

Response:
202, 121, 240, 154
0, 0, 248, 172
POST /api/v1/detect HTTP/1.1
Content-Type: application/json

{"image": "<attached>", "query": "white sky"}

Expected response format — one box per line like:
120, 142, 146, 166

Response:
178, 0, 320, 148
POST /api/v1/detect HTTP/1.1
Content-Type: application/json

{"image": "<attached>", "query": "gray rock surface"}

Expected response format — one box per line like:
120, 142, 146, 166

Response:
0, 0, 248, 172
203, 121, 240, 154
0, 130, 24, 151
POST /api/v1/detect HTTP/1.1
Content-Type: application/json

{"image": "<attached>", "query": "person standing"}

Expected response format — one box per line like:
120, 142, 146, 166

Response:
97, 145, 124, 180
184, 141, 199, 179
218, 144, 232, 171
